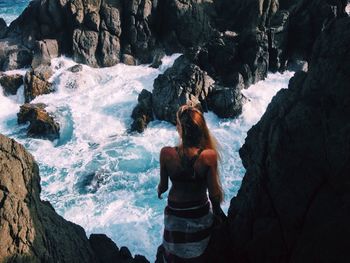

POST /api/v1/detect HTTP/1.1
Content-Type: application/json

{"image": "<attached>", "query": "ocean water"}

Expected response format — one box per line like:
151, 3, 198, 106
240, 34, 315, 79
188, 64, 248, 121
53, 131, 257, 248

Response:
0, 53, 294, 260
0, 0, 30, 25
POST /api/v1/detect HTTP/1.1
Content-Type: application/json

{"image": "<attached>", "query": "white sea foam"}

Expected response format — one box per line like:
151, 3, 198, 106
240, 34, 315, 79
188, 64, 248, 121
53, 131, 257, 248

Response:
346, 3, 350, 15
0, 55, 293, 261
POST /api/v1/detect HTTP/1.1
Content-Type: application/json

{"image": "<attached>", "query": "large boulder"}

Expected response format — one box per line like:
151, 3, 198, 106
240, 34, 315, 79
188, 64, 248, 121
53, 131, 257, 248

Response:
24, 65, 54, 102
226, 18, 350, 263
0, 74, 24, 96
17, 103, 60, 141
130, 89, 154, 133
152, 55, 214, 124
207, 74, 246, 118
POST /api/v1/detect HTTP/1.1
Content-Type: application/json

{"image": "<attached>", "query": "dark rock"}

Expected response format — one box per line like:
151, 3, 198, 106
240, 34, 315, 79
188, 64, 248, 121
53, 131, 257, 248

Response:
286, 59, 308, 72
188, 29, 269, 87
156, 0, 216, 53
187, 34, 238, 86
131, 89, 153, 133
226, 18, 350, 263
0, 40, 33, 71
17, 103, 60, 140
121, 0, 157, 64
208, 74, 246, 118
85, 11, 100, 32
238, 29, 269, 85
24, 66, 54, 103
0, 74, 23, 96
152, 55, 214, 124
0, 18, 7, 38
134, 255, 149, 263
268, 10, 290, 72
122, 54, 136, 66
120, 246, 132, 260
215, 0, 279, 32
68, 64, 83, 73
285, 0, 335, 63
0, 134, 97, 262
150, 49, 165, 68
89, 234, 121, 263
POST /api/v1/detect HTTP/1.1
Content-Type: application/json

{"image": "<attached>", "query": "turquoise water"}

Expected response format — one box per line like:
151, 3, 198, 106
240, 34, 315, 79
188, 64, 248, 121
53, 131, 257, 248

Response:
0, 0, 30, 25
0, 56, 294, 260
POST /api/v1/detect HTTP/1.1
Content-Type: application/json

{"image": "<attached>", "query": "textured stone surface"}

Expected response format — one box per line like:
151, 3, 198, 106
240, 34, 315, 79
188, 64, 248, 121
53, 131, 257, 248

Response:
152, 55, 214, 124
0, 74, 23, 96
131, 89, 153, 133
226, 18, 350, 263
17, 103, 60, 141
24, 66, 53, 103
0, 134, 97, 262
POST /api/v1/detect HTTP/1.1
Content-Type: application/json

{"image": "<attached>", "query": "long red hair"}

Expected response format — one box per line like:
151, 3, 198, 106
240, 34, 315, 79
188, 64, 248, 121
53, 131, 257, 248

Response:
176, 105, 224, 202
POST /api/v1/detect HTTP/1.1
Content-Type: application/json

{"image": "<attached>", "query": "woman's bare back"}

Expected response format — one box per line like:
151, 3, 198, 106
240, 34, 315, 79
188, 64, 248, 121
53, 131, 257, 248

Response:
158, 146, 218, 203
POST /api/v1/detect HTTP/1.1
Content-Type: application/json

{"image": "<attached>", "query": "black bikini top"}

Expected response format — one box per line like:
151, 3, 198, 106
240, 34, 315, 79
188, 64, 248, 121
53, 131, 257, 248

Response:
171, 147, 205, 182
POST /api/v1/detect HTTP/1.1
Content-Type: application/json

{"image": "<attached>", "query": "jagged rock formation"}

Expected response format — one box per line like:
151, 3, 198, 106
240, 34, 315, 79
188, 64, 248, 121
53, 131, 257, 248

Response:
17, 103, 60, 141
89, 234, 149, 263
152, 55, 214, 124
226, 17, 350, 263
0, 133, 97, 262
24, 65, 53, 103
0, 74, 23, 96
0, 134, 150, 263
130, 89, 154, 133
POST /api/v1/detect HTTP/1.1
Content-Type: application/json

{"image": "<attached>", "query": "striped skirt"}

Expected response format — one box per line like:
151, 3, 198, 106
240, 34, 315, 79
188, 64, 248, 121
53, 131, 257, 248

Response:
162, 199, 214, 262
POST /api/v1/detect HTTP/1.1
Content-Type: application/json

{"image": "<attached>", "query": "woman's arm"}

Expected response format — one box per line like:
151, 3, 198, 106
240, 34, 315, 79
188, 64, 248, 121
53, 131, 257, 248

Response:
205, 150, 224, 216
158, 147, 169, 199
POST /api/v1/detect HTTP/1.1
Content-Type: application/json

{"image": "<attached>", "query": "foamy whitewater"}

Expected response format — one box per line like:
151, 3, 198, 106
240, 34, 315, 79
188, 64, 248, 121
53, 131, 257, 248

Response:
0, 54, 294, 260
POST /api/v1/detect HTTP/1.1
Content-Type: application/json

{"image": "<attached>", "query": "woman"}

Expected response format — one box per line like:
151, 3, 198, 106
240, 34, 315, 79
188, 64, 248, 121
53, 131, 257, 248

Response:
157, 105, 225, 262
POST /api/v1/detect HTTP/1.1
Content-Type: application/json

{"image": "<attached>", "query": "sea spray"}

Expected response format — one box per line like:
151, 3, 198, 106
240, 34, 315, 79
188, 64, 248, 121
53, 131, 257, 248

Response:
0, 55, 294, 260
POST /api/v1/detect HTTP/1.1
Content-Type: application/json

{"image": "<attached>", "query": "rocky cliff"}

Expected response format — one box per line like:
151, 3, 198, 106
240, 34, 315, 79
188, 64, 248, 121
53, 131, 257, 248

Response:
0, 134, 148, 263
226, 17, 350, 263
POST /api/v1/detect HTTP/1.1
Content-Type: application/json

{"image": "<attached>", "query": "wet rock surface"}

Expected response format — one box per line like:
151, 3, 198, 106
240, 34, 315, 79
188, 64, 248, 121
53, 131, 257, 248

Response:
17, 103, 60, 141
152, 55, 214, 124
131, 89, 154, 133
0, 73, 23, 96
24, 65, 54, 102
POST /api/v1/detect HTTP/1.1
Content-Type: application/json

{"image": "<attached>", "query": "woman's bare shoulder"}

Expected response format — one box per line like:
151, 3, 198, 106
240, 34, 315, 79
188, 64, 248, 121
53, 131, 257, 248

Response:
200, 149, 218, 165
160, 146, 176, 160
